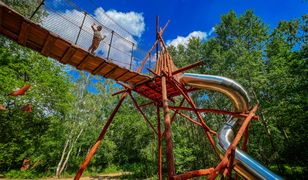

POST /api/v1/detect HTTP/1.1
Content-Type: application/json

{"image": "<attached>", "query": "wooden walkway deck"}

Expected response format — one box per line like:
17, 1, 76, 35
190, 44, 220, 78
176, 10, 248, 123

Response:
0, 2, 150, 85
0, 2, 187, 102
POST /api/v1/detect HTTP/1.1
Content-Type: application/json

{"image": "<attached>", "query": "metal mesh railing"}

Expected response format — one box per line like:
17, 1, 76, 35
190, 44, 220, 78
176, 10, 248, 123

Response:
23, 0, 156, 74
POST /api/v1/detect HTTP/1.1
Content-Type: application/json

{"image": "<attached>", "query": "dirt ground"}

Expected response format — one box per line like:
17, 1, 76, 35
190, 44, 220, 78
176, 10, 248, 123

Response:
46, 172, 131, 180
0, 172, 131, 180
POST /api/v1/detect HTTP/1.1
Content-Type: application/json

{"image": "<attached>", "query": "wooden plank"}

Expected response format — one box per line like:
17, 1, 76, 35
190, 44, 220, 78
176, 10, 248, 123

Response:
125, 73, 139, 83
0, 27, 18, 40
84, 57, 102, 72
26, 40, 42, 52
52, 38, 70, 59
2, 8, 21, 35
0, 3, 153, 86
118, 72, 137, 82
70, 49, 87, 65
103, 66, 118, 78
92, 61, 108, 75
0, 6, 3, 33
97, 63, 114, 76
18, 22, 31, 45
41, 34, 56, 56
115, 70, 129, 80
61, 46, 76, 64
104, 68, 126, 79
77, 54, 93, 70
131, 75, 149, 84
28, 25, 49, 47
129, 75, 148, 84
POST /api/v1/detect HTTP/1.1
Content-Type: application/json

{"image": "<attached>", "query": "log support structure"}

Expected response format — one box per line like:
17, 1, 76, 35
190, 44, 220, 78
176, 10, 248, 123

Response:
73, 16, 259, 180
0, 3, 263, 179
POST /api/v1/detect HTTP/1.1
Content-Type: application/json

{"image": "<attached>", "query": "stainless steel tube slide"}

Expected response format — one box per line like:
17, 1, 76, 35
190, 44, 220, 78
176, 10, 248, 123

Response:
180, 73, 282, 180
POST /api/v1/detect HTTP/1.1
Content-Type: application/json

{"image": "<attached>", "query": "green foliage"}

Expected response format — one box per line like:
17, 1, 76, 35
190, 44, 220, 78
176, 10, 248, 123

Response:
0, 2, 306, 179
169, 11, 307, 178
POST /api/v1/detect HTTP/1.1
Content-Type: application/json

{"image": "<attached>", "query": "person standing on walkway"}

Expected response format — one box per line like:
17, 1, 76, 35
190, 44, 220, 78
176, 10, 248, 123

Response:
88, 23, 106, 55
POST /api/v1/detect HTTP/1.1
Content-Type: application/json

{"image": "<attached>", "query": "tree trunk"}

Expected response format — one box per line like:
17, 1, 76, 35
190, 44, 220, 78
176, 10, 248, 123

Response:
57, 129, 84, 177
56, 139, 70, 177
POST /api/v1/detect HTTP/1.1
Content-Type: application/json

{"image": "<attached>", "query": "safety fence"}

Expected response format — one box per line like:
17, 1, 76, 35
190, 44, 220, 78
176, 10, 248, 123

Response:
22, 0, 155, 73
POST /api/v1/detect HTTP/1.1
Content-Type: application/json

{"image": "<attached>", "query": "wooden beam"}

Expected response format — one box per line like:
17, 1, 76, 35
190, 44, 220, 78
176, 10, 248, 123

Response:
144, 82, 162, 96
112, 89, 126, 96
172, 168, 214, 180
139, 101, 155, 108
77, 54, 93, 70
168, 106, 259, 120
114, 70, 129, 80
124, 73, 139, 83
128, 92, 158, 135
208, 104, 259, 180
178, 112, 203, 127
172, 61, 204, 75
41, 35, 56, 56
61, 46, 76, 64
161, 75, 175, 178
18, 22, 31, 45
137, 20, 170, 73
103, 66, 118, 78
92, 61, 107, 75
0, 6, 3, 33
74, 92, 128, 180
157, 104, 162, 180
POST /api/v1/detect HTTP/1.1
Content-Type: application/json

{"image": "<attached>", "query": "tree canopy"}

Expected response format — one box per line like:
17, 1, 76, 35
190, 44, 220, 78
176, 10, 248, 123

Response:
0, 2, 307, 179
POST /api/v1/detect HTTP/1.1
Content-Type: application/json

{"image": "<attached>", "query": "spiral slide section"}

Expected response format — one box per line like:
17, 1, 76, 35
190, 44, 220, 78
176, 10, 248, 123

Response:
180, 73, 282, 180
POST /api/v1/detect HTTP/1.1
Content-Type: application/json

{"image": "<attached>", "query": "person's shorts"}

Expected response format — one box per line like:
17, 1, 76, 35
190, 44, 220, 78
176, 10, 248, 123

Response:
92, 38, 100, 49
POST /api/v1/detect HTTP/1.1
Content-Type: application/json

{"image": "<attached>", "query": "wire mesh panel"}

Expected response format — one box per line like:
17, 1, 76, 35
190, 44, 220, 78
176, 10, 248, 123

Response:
12, 0, 157, 74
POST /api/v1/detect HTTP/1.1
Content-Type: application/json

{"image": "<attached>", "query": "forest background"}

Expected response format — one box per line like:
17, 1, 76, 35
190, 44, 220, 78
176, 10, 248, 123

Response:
0, 0, 307, 179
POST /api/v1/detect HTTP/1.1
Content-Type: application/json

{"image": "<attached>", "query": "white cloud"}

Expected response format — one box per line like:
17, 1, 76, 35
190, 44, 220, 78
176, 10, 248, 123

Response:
167, 29, 215, 48
95, 8, 145, 38
42, 7, 146, 69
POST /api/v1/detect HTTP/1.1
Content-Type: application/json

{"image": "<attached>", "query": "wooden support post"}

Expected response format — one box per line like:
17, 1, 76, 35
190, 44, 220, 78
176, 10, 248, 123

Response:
172, 168, 215, 180
168, 106, 259, 120
161, 75, 175, 179
128, 92, 158, 135
169, 80, 216, 135
18, 22, 31, 45
169, 79, 219, 157
157, 105, 162, 180
161, 98, 185, 138
139, 101, 155, 108
74, 92, 128, 180
41, 35, 56, 56
77, 54, 93, 70
242, 124, 249, 152
170, 98, 185, 125
177, 112, 203, 127
0, 6, 2, 33
227, 148, 236, 180
137, 20, 170, 73
208, 104, 259, 180
171, 61, 204, 75
61, 46, 76, 64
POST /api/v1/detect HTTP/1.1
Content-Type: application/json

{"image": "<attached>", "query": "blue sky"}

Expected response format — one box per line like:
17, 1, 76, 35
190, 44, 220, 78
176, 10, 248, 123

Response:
46, 0, 306, 93
71, 0, 307, 50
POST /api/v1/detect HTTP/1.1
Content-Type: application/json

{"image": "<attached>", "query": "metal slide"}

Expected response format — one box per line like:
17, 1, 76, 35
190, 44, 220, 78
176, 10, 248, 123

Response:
180, 73, 282, 180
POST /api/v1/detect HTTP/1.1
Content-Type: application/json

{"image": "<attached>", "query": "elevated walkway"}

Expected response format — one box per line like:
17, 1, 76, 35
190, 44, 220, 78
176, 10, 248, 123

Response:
0, 2, 189, 102
0, 1, 150, 85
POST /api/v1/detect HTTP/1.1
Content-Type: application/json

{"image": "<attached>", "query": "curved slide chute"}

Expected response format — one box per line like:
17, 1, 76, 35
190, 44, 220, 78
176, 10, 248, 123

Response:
180, 73, 282, 180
